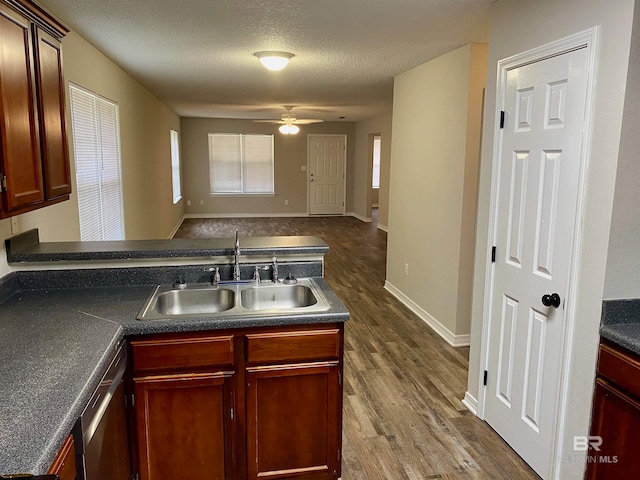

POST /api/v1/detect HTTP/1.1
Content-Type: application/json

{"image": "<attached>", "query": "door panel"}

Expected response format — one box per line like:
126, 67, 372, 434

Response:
0, 5, 44, 210
246, 362, 340, 479
134, 372, 232, 480
485, 47, 589, 477
308, 135, 345, 215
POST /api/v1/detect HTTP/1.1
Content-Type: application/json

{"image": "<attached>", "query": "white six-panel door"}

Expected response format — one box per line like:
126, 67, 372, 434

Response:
484, 46, 589, 478
308, 135, 346, 215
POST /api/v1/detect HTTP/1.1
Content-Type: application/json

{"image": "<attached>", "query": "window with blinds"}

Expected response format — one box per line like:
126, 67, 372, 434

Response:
69, 84, 125, 241
170, 129, 182, 203
208, 133, 274, 195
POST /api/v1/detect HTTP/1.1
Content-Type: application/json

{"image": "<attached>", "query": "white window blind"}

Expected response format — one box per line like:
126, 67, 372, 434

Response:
69, 84, 124, 241
208, 134, 274, 194
170, 129, 182, 203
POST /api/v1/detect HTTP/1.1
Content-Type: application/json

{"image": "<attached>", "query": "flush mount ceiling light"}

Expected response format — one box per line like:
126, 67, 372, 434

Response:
254, 51, 294, 71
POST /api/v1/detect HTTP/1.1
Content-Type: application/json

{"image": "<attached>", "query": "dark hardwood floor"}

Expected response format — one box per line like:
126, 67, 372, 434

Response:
174, 216, 539, 479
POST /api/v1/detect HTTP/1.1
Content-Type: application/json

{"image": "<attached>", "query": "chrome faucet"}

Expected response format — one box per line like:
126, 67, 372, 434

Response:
233, 229, 241, 281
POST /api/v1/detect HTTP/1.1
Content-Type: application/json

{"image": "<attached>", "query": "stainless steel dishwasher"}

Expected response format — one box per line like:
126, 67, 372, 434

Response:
72, 342, 131, 480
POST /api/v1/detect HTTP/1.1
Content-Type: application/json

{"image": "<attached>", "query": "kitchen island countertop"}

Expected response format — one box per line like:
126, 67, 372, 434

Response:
0, 274, 347, 475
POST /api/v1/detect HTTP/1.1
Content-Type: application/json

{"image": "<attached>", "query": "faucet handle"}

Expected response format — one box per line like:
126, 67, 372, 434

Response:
253, 265, 261, 285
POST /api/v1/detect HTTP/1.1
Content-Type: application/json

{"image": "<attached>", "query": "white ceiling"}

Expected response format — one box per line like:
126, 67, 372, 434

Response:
37, 0, 492, 122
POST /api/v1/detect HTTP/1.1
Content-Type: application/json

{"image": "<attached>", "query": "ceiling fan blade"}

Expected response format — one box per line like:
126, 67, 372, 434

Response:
293, 119, 324, 125
253, 119, 284, 124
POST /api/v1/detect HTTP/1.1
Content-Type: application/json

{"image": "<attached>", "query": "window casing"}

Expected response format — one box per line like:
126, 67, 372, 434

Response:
208, 133, 274, 195
170, 129, 182, 203
69, 84, 125, 241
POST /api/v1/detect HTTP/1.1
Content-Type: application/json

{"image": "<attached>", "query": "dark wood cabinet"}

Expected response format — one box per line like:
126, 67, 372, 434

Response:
0, 0, 70, 217
129, 324, 344, 480
130, 333, 235, 480
134, 372, 234, 480
246, 363, 341, 479
47, 434, 76, 480
245, 328, 343, 480
587, 339, 640, 479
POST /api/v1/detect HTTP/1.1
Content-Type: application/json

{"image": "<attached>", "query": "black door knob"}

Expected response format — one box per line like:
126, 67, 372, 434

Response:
541, 293, 561, 308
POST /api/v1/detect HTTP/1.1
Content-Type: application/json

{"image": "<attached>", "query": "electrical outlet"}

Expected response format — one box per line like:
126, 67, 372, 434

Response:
10, 216, 19, 235
284, 200, 289, 206
404, 263, 409, 276
301, 165, 307, 171
187, 200, 191, 206
200, 200, 204, 206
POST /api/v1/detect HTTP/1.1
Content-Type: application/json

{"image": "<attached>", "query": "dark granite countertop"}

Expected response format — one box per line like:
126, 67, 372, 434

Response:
6, 229, 329, 263
0, 273, 347, 475
600, 298, 640, 356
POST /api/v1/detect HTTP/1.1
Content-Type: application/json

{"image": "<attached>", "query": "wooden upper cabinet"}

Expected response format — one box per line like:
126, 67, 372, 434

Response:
35, 26, 71, 199
0, 3, 44, 211
0, 0, 69, 217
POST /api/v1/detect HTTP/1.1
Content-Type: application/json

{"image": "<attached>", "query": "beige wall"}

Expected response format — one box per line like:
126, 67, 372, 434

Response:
180, 118, 355, 216
467, 1, 634, 478
62, 32, 183, 239
605, 1, 640, 300
386, 44, 487, 338
353, 113, 393, 229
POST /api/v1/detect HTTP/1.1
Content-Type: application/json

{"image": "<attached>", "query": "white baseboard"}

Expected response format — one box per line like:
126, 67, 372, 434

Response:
347, 212, 372, 223
168, 215, 187, 239
377, 223, 388, 232
384, 281, 471, 347
183, 212, 310, 219
462, 391, 478, 415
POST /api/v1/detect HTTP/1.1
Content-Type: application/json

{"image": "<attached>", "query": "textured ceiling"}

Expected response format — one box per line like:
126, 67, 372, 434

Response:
36, 0, 492, 122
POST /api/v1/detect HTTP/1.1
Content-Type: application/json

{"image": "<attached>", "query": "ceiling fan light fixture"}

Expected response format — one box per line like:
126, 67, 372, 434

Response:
254, 51, 294, 71
279, 124, 300, 135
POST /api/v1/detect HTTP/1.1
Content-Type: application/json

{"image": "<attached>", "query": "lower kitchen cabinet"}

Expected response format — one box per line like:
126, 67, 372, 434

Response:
47, 434, 76, 480
587, 339, 640, 479
133, 373, 234, 480
129, 324, 344, 480
246, 362, 341, 479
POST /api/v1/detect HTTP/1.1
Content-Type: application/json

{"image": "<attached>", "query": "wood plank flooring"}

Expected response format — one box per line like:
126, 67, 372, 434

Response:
174, 216, 539, 480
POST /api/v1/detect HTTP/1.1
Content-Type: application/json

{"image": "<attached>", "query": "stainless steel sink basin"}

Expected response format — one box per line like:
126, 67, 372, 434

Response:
137, 278, 331, 321
241, 284, 317, 310
138, 285, 235, 319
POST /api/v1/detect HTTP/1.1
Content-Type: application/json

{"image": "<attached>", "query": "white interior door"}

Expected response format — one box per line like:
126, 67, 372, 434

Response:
484, 46, 589, 478
308, 135, 346, 215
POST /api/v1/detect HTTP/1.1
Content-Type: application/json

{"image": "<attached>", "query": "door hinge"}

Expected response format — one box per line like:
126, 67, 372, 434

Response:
130, 393, 135, 407
491, 246, 496, 263
500, 111, 505, 129
483, 370, 488, 386
132, 474, 139, 480
0, 173, 5, 192
338, 372, 342, 385
230, 408, 234, 420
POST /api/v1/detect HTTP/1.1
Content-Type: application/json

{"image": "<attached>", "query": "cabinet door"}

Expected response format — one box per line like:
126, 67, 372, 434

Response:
246, 362, 341, 480
0, 3, 44, 210
34, 26, 71, 199
47, 434, 76, 480
134, 372, 234, 480
586, 379, 640, 479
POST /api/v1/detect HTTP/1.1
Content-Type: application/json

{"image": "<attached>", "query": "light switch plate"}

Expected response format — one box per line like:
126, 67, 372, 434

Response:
301, 165, 307, 171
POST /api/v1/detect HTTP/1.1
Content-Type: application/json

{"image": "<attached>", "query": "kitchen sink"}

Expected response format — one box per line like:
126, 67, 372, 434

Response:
241, 284, 317, 310
137, 278, 330, 321
153, 287, 236, 315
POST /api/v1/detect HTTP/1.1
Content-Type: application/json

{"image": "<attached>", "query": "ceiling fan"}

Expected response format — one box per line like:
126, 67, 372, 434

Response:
254, 106, 323, 134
